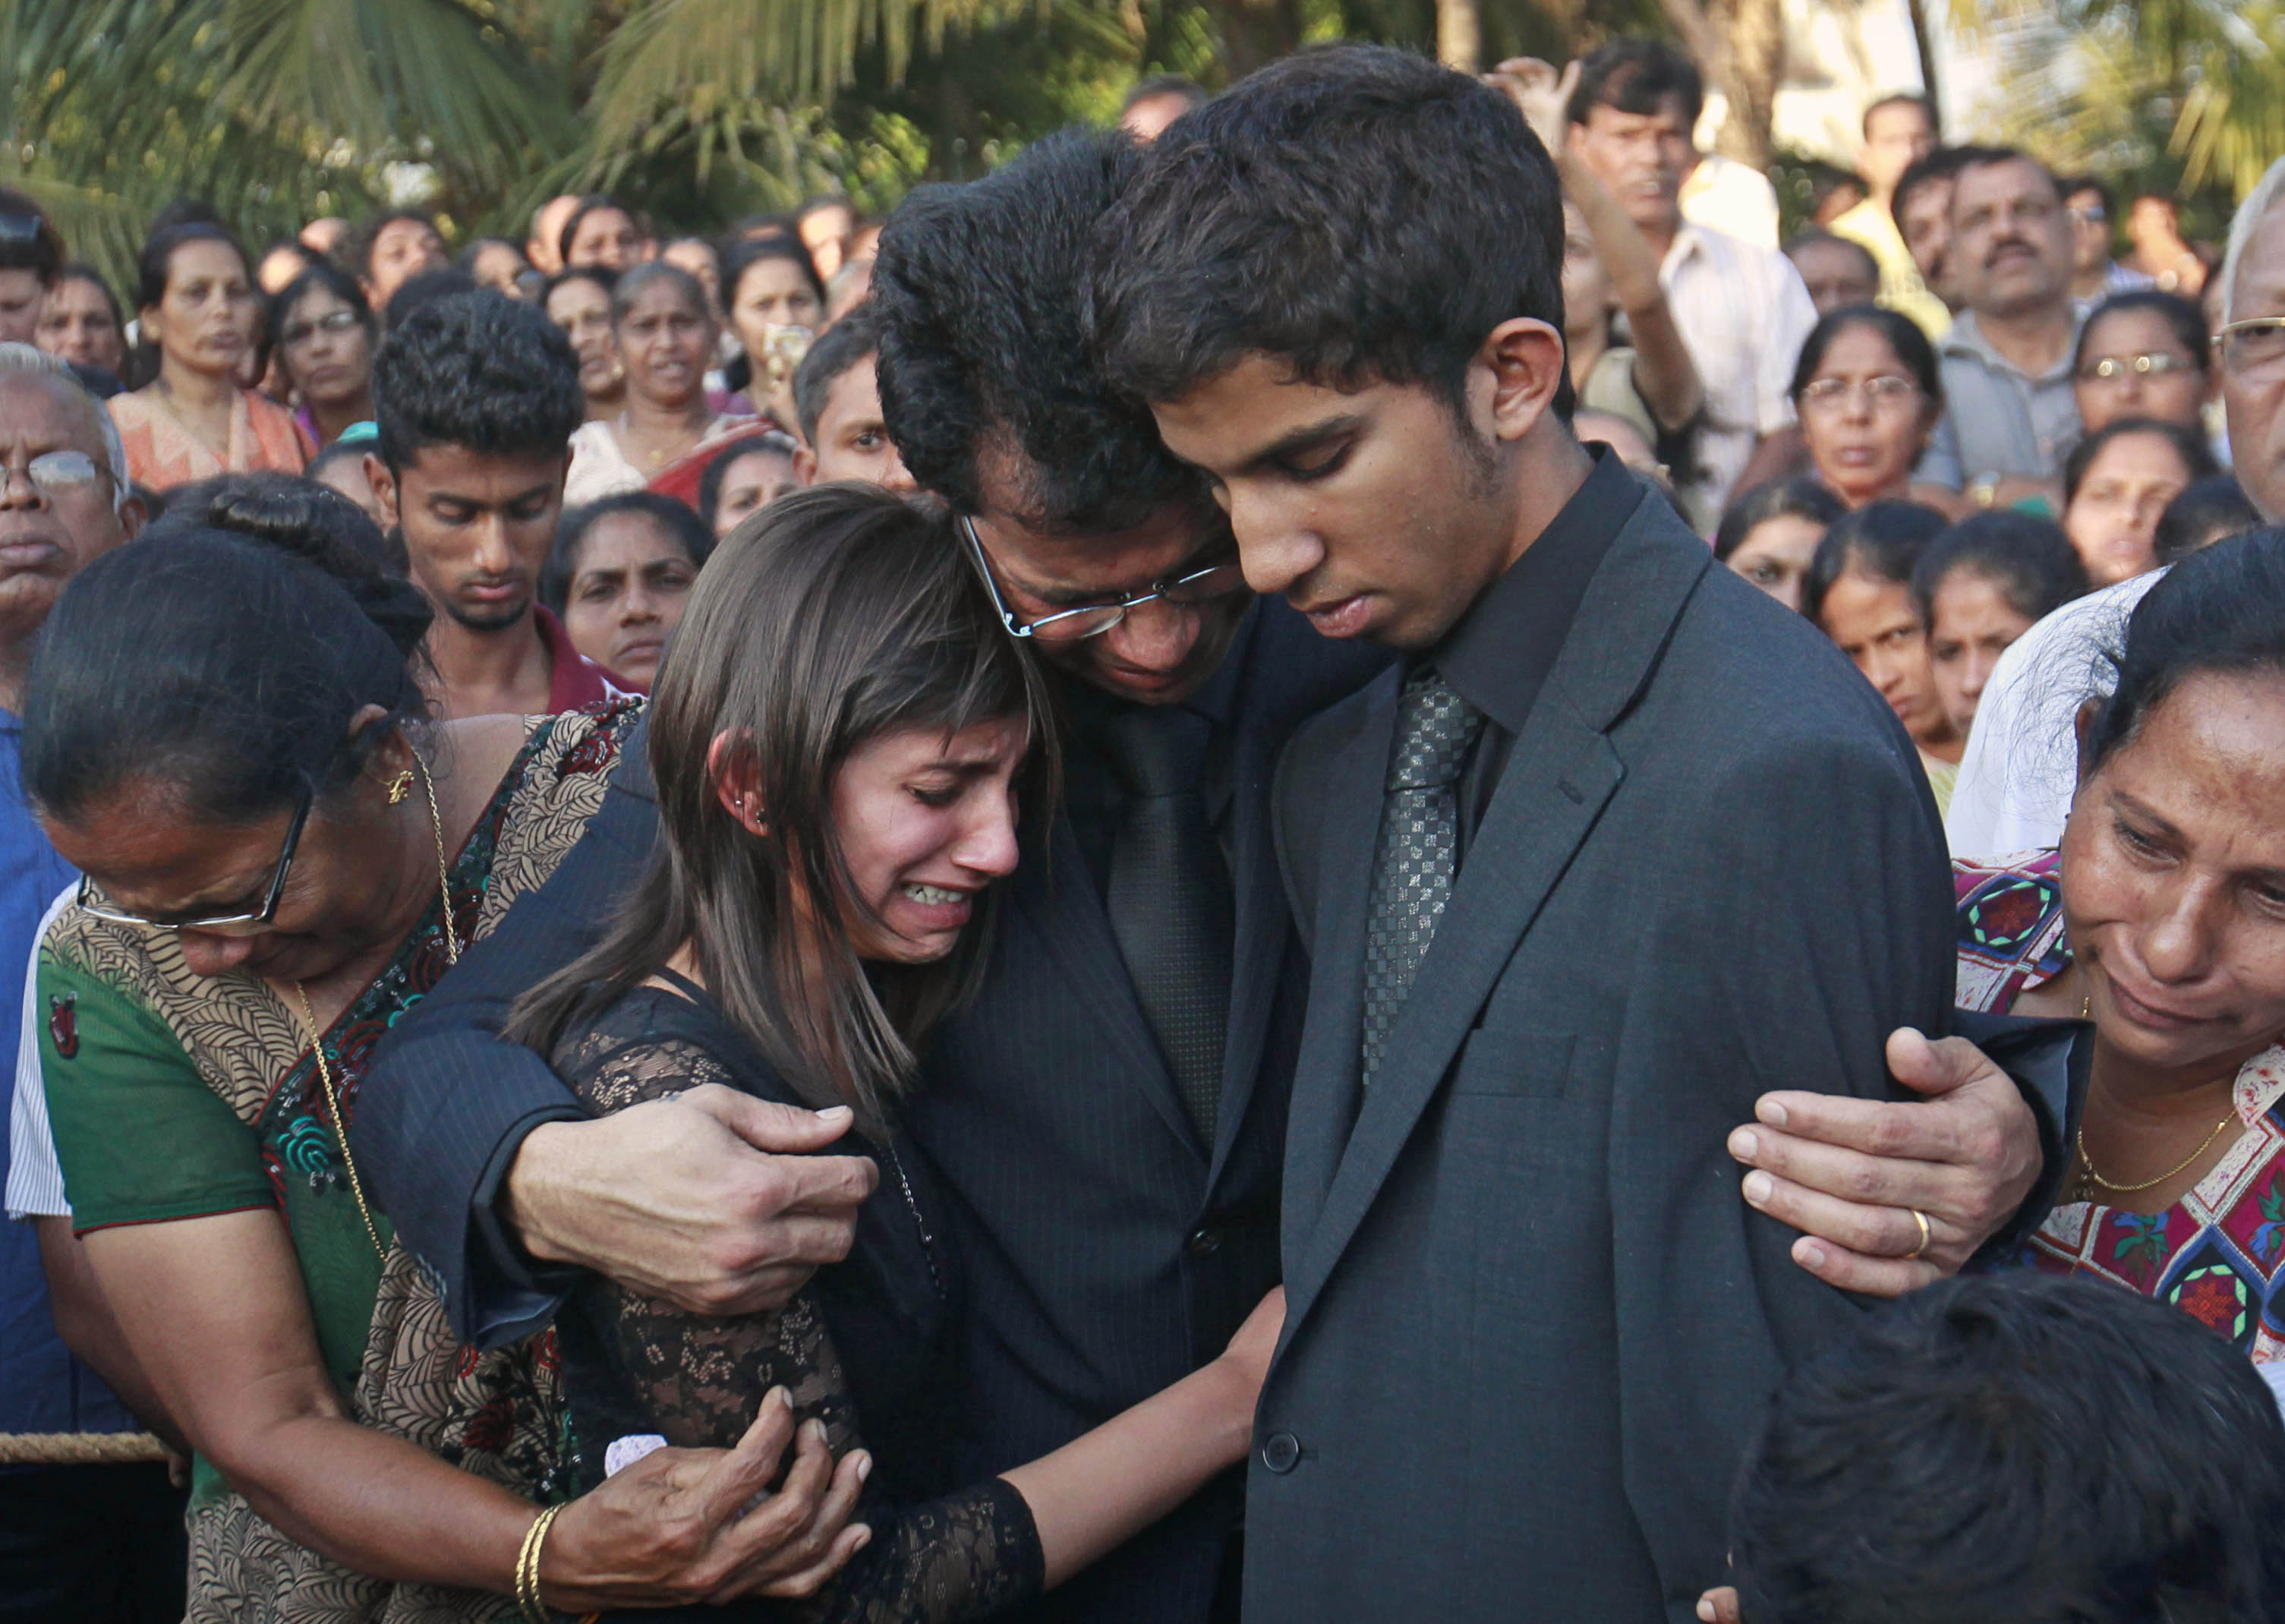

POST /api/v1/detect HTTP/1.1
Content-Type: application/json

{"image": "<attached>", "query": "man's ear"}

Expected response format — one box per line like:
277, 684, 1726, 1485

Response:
364, 453, 399, 530
792, 445, 818, 488
116, 491, 148, 543
1478, 316, 1570, 446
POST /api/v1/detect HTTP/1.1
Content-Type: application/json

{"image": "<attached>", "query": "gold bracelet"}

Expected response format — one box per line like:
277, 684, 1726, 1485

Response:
515, 1503, 565, 1622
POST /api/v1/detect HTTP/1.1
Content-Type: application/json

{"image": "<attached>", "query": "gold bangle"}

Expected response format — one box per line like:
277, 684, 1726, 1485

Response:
516, 1503, 564, 1622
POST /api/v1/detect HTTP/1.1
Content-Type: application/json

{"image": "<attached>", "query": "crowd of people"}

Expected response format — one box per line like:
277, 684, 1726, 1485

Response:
7, 32, 2285, 1624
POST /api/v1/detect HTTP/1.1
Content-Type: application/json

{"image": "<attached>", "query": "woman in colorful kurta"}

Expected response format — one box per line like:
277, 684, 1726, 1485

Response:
1951, 531, 2285, 1362
24, 481, 851, 1621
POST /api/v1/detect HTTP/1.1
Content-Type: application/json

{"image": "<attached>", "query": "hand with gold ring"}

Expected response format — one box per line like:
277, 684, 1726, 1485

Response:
1906, 1206, 1932, 1260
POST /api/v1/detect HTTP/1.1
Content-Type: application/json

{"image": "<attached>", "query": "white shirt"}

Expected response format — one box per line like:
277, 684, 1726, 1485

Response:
1679, 154, 1781, 250
6, 886, 74, 1221
1657, 223, 1820, 533
1945, 571, 2167, 860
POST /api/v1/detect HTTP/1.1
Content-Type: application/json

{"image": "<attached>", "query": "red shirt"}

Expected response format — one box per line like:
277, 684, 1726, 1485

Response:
535, 605, 633, 713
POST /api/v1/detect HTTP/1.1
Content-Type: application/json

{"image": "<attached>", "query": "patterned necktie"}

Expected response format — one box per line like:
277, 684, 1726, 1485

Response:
1103, 706, 1234, 1143
1360, 665, 1486, 1090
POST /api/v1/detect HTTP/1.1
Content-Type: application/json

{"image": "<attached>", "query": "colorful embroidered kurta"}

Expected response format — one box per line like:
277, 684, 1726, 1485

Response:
1955, 850, 2285, 1363
39, 702, 638, 1623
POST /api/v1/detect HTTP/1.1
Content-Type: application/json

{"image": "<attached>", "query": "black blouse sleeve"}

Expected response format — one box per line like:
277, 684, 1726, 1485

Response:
555, 1001, 1045, 1624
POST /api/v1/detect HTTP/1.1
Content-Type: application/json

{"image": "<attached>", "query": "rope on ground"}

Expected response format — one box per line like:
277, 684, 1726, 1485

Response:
0, 1430, 167, 1465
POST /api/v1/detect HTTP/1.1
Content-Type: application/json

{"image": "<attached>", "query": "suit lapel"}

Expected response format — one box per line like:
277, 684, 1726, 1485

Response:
1282, 712, 1623, 1330
1277, 667, 1402, 1253
1011, 812, 1204, 1156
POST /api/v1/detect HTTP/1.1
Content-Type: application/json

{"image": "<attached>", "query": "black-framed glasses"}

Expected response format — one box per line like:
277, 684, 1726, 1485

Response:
2215, 317, 2285, 377
2077, 351, 2200, 383
960, 513, 1249, 643
76, 787, 314, 935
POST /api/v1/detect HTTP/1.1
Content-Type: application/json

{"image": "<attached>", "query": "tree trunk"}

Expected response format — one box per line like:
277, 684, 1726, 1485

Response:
1905, 0, 1943, 132
1656, 0, 1785, 169
1437, 0, 1480, 74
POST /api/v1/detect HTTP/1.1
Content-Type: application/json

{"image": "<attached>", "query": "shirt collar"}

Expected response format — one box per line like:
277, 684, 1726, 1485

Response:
1431, 446, 1643, 736
1942, 309, 2082, 385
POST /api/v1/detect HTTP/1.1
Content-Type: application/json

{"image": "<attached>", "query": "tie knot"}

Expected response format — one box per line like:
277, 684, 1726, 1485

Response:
1104, 705, 1210, 799
1385, 666, 1483, 793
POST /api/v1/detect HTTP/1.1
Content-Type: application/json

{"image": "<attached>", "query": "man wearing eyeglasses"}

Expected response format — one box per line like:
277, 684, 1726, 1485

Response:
2063, 178, 2154, 314
0, 345, 184, 1622
1949, 159, 2285, 859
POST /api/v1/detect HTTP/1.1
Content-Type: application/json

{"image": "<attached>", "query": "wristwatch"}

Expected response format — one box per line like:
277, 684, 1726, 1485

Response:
1968, 473, 2003, 509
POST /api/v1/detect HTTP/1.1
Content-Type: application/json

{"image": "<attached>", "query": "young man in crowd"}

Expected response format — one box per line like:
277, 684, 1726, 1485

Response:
1949, 153, 2285, 858
354, 120, 2057, 1624
1564, 39, 1817, 530
1893, 146, 1973, 317
1828, 93, 1949, 336
1084, 45, 1981, 1618
2062, 176, 2154, 311
1917, 148, 2082, 506
1783, 229, 1881, 317
364, 292, 626, 718
788, 302, 917, 490
0, 346, 181, 1622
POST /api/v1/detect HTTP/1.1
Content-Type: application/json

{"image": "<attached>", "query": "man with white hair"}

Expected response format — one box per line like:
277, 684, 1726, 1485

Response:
0, 345, 180, 1620
1947, 159, 2285, 858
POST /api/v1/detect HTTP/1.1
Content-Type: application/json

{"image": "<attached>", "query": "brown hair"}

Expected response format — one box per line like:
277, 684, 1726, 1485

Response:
506, 484, 1055, 1129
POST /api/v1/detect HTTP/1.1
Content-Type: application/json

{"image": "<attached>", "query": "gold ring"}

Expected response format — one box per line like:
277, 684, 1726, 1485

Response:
1908, 1207, 1932, 1260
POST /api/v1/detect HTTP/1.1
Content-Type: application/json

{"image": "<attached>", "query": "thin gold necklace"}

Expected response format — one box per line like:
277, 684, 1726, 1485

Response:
2075, 1113, 2239, 1195
288, 753, 460, 1263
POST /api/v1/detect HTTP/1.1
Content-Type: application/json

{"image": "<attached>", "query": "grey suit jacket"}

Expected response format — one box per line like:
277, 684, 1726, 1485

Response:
1249, 485, 1955, 1622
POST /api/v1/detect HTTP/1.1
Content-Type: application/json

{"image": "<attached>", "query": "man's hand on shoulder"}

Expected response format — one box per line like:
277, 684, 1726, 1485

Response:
1726, 1028, 2043, 1297
505, 1086, 880, 1316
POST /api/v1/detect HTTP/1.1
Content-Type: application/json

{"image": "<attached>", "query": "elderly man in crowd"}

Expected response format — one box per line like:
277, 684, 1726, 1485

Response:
0, 346, 178, 1623
1918, 147, 2083, 507
1948, 154, 2285, 859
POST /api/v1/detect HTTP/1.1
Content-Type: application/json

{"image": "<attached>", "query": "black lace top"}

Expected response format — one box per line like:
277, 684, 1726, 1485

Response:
551, 978, 1045, 1623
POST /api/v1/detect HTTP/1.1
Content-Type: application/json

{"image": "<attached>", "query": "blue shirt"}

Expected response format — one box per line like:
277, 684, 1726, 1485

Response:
0, 705, 135, 1440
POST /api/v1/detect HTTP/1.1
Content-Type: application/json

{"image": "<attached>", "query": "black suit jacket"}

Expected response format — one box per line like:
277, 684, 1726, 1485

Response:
353, 598, 1384, 1624
1248, 483, 1956, 1623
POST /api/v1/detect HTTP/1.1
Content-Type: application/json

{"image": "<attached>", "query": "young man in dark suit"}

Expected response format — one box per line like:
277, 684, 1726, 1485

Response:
1084, 45, 1997, 1621
354, 112, 2057, 1624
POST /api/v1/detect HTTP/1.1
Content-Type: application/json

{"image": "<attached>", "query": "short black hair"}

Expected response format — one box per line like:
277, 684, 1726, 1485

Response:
0, 188, 63, 284
1782, 229, 1879, 288
385, 265, 479, 331
1801, 498, 1948, 624
343, 209, 440, 283
1890, 145, 1976, 230
1123, 74, 1208, 115
2062, 415, 2219, 509
2155, 474, 2261, 565
1713, 476, 1846, 563
370, 291, 585, 473
878, 127, 1201, 531
542, 490, 714, 615
793, 299, 882, 449
1566, 39, 1704, 132
1789, 304, 1943, 404
1909, 509, 2088, 627
543, 263, 617, 309
2060, 173, 2115, 217
1860, 92, 1933, 141
1087, 47, 1572, 432
1731, 1272, 2285, 1624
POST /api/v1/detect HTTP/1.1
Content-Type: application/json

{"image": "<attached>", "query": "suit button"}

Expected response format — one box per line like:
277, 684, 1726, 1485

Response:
1187, 1226, 1222, 1257
1261, 1431, 1301, 1474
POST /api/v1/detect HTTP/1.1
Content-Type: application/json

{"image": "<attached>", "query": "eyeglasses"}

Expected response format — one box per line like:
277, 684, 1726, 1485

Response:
2, 450, 115, 500
2215, 317, 2285, 377
960, 513, 1249, 643
75, 787, 313, 935
1797, 374, 1921, 412
2068, 203, 2108, 225
2077, 351, 2201, 383
281, 308, 365, 348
